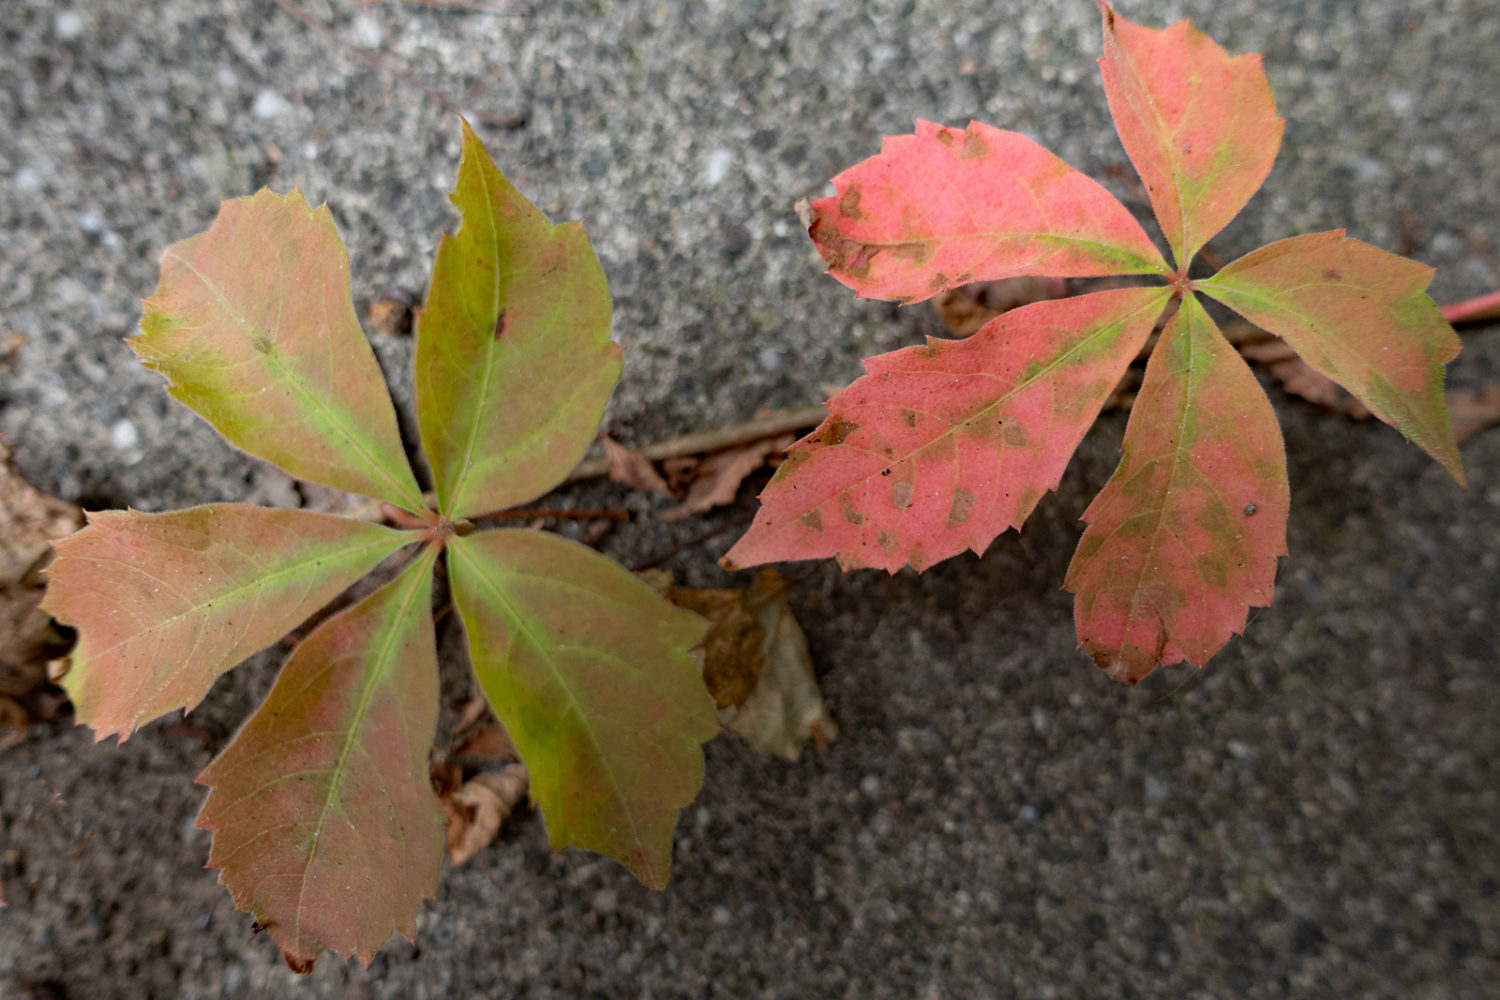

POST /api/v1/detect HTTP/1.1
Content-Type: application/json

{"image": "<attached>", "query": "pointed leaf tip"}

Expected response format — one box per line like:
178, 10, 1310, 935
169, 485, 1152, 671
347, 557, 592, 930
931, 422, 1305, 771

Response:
805, 119, 1167, 304
1097, 5, 1283, 267
1065, 296, 1289, 680
196, 547, 443, 970
134, 188, 425, 511
1202, 231, 1465, 486
417, 122, 619, 519
448, 529, 717, 888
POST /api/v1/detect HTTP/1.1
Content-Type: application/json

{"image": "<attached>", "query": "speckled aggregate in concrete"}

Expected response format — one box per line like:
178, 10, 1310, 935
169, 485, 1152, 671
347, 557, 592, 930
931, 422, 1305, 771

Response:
1, 1, 1497, 997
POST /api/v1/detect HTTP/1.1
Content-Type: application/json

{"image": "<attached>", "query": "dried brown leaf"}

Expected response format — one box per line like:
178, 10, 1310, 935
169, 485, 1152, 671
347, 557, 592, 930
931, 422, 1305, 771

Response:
659, 569, 837, 761
1, 444, 82, 725
445, 764, 530, 866
454, 722, 519, 762
660, 433, 795, 521
1239, 338, 1371, 417
600, 435, 674, 497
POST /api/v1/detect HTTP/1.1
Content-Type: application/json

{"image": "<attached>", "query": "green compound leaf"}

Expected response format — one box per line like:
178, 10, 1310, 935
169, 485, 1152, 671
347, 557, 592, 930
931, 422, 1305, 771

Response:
1200, 230, 1465, 486
1095, 1, 1283, 268
196, 545, 442, 971
721, 287, 1170, 574
805, 119, 1169, 304
417, 121, 620, 520
42, 505, 413, 741
134, 189, 425, 512
447, 529, 717, 888
1065, 295, 1289, 682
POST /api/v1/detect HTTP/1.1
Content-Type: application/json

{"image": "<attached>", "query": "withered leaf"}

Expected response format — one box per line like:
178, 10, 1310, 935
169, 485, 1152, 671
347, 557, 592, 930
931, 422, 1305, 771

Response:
445, 764, 530, 866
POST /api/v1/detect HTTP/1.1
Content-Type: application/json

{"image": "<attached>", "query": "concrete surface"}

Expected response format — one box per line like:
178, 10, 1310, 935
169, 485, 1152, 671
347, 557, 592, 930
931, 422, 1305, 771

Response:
1, 0, 1497, 996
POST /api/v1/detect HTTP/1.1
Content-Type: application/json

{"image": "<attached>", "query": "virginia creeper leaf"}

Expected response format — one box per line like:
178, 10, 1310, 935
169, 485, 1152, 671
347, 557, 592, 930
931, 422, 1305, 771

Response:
1095, 1, 1283, 267
196, 546, 442, 970
1200, 230, 1465, 485
447, 529, 717, 888
1065, 295, 1289, 682
417, 120, 620, 519
722, 287, 1170, 573
805, 119, 1168, 304
41, 505, 412, 740
135, 190, 426, 512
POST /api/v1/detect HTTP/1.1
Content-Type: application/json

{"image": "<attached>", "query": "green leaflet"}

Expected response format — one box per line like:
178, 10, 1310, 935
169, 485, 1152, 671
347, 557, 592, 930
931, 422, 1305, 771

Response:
134, 189, 425, 512
447, 528, 718, 888
42, 505, 414, 740
1200, 231, 1464, 485
417, 121, 621, 519
196, 546, 443, 970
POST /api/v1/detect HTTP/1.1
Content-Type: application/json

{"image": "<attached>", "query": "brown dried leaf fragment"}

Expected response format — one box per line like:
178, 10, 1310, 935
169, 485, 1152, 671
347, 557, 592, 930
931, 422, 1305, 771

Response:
655, 569, 837, 761
445, 764, 530, 866
601, 435, 674, 497
1239, 338, 1370, 417
1, 444, 83, 728
660, 433, 796, 521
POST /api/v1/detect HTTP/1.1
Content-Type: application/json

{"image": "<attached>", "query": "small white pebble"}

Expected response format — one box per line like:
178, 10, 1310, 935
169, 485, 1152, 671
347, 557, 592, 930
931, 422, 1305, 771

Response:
54, 10, 85, 40
711, 906, 732, 926
703, 148, 733, 187
860, 774, 881, 797
252, 89, 291, 120
110, 419, 139, 451
78, 211, 103, 233
216, 66, 238, 89
351, 13, 383, 49
14, 167, 42, 194
758, 347, 781, 371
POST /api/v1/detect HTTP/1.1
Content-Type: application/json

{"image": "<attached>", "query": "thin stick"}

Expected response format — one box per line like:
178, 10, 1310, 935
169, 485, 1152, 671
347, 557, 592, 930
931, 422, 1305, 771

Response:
569, 404, 828, 482
272, 0, 525, 129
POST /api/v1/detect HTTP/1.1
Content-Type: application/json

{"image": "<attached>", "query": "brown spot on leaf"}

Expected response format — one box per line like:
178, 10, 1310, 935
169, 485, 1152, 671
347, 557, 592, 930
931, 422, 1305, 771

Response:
937, 129, 957, 148
1322, 267, 1341, 281
908, 544, 928, 572
928, 271, 951, 291
493, 311, 507, 340
877, 530, 897, 552
251, 336, 273, 355
800, 508, 824, 533
841, 502, 864, 526
901, 409, 918, 428
839, 185, 865, 221
892, 481, 915, 509
890, 242, 932, 264
949, 488, 975, 524
824, 418, 859, 445
961, 130, 988, 160
1003, 423, 1029, 447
